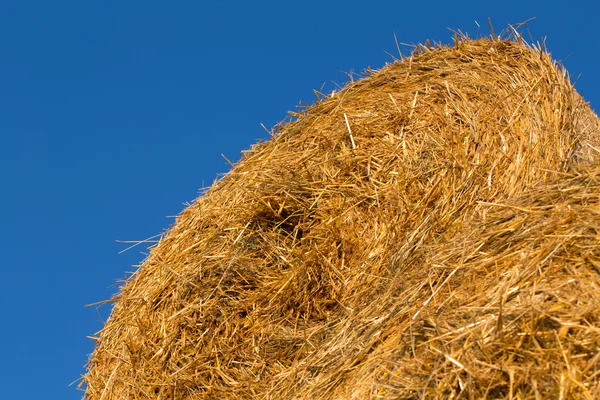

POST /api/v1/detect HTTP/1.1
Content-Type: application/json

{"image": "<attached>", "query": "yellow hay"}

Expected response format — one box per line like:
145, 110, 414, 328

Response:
83, 35, 600, 399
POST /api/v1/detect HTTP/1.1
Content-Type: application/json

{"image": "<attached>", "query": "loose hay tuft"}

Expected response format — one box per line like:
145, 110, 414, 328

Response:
83, 36, 600, 399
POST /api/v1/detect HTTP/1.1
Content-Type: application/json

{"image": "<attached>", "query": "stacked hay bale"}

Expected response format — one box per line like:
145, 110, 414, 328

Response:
83, 36, 600, 399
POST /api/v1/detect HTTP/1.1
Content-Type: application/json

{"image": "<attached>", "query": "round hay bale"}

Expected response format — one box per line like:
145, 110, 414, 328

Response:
83, 37, 600, 399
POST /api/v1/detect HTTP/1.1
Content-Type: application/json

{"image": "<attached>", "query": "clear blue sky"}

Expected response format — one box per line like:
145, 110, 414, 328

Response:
1, 1, 598, 399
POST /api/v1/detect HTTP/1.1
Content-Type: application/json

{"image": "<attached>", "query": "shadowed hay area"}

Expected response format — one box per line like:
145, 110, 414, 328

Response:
83, 36, 600, 399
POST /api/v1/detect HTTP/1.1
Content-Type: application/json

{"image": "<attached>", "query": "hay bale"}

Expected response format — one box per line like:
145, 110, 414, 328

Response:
83, 37, 600, 399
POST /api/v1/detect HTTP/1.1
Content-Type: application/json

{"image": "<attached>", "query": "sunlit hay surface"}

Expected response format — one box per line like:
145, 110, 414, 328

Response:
83, 36, 600, 399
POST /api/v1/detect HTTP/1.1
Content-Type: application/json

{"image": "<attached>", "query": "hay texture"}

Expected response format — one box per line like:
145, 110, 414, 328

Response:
83, 37, 600, 399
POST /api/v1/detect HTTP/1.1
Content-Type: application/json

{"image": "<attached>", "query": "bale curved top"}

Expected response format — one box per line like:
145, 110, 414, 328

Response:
83, 37, 600, 399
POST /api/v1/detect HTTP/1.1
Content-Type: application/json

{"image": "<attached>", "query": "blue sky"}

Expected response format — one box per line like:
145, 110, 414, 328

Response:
1, 1, 598, 399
